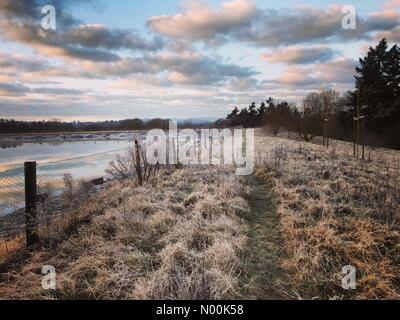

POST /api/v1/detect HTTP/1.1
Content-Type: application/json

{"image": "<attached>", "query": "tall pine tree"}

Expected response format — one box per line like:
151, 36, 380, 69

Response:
354, 38, 400, 143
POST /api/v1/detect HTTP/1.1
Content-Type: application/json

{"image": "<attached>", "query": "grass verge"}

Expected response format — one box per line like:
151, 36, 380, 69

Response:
0, 166, 249, 300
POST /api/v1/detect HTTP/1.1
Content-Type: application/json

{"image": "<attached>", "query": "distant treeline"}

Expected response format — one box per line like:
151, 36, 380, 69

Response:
219, 38, 400, 149
0, 118, 213, 134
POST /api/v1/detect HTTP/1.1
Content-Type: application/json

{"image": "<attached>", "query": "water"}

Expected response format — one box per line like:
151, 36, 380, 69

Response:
0, 140, 133, 217
0, 140, 133, 172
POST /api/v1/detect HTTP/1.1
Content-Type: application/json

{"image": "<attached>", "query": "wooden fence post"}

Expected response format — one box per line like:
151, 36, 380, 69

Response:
323, 118, 329, 148
353, 118, 356, 158
172, 137, 176, 164
134, 140, 143, 185
24, 161, 38, 247
361, 116, 365, 160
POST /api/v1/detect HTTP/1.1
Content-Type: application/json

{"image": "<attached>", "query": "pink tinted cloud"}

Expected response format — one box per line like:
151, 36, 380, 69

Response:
261, 46, 336, 64
147, 0, 256, 40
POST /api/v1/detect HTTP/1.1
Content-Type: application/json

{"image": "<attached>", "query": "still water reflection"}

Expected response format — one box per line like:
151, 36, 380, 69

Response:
0, 140, 132, 172
0, 140, 133, 217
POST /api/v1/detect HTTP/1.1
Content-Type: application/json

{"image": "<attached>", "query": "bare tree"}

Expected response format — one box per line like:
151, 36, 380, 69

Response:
297, 90, 341, 142
106, 149, 136, 179
107, 141, 159, 185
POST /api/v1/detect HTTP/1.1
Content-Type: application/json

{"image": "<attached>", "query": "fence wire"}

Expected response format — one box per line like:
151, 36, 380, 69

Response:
0, 146, 131, 240
0, 167, 26, 240
0, 167, 25, 217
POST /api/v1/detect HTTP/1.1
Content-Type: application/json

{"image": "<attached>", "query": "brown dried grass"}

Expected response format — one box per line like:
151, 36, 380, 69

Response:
256, 131, 400, 299
0, 166, 249, 300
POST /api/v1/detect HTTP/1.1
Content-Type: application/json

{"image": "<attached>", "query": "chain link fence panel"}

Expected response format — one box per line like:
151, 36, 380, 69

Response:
0, 146, 131, 240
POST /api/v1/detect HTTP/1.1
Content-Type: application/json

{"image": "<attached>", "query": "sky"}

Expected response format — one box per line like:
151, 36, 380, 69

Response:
0, 0, 399, 121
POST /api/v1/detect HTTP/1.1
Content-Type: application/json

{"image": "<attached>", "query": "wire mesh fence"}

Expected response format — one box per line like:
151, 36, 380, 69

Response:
0, 167, 26, 241
0, 167, 25, 218
0, 146, 131, 241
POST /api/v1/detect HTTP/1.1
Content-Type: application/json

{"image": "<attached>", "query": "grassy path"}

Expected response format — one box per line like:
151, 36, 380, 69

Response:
241, 171, 293, 300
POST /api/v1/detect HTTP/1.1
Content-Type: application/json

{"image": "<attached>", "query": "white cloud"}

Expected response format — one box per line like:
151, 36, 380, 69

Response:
148, 3, 400, 47
261, 46, 337, 64
272, 58, 356, 88
147, 0, 256, 40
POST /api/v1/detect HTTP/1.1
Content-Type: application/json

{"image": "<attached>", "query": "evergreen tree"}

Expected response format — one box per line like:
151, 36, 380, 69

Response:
239, 107, 250, 127
248, 102, 258, 127
227, 107, 239, 120
355, 39, 399, 129
257, 102, 267, 122
385, 44, 400, 100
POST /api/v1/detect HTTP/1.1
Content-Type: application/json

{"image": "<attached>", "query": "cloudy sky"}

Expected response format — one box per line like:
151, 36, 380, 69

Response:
0, 0, 399, 121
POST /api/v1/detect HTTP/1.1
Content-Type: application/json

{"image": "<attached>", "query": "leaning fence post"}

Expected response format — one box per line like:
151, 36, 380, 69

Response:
24, 161, 38, 247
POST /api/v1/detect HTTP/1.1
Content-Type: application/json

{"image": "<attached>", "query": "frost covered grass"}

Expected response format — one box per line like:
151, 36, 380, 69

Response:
0, 166, 249, 300
1, 129, 399, 300
256, 131, 400, 299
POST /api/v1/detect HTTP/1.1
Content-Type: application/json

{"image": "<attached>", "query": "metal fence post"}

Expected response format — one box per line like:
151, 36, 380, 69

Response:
24, 161, 38, 247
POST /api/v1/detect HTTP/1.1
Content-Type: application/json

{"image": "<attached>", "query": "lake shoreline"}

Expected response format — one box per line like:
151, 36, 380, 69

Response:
0, 131, 142, 148
0, 138, 133, 173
